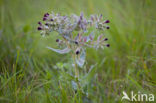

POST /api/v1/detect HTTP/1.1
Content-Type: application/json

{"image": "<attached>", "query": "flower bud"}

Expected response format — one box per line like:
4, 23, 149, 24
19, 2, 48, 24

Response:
38, 21, 42, 25
106, 26, 110, 29
37, 26, 42, 30
44, 13, 49, 17
56, 39, 59, 42
106, 44, 110, 47
105, 20, 110, 23
43, 17, 47, 21
104, 38, 108, 41
76, 50, 80, 55
75, 48, 80, 55
75, 41, 78, 45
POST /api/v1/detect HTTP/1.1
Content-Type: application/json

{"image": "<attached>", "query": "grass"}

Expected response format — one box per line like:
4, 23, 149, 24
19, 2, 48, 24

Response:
0, 0, 156, 103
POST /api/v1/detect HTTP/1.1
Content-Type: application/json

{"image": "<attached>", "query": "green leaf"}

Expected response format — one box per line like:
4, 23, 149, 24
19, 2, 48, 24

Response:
47, 47, 71, 54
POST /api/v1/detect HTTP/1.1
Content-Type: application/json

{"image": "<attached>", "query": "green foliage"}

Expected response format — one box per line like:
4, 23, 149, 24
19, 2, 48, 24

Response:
0, 0, 156, 103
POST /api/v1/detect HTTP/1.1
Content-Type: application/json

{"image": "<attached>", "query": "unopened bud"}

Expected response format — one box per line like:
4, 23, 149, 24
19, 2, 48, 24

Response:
105, 20, 110, 23
106, 44, 110, 47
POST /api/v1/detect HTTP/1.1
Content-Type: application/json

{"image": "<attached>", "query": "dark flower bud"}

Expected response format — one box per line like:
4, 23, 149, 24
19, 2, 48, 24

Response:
105, 20, 110, 23
75, 41, 78, 45
43, 17, 47, 21
104, 38, 108, 41
56, 39, 59, 42
44, 13, 49, 17
37, 26, 42, 30
38, 21, 42, 25
106, 44, 110, 47
50, 19, 54, 21
106, 26, 110, 29
76, 50, 80, 55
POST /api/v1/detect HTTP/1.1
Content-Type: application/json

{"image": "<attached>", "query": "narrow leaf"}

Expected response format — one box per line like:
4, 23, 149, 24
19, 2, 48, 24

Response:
47, 47, 71, 54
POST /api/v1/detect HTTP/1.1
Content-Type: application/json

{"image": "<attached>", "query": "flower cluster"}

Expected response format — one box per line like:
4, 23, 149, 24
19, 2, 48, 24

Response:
38, 12, 110, 67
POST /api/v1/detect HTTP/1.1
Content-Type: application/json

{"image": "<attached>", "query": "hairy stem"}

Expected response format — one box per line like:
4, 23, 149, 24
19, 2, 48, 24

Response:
74, 55, 79, 78
72, 54, 81, 89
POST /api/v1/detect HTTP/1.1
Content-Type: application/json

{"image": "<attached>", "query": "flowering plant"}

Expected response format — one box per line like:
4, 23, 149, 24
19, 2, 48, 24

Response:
38, 12, 110, 79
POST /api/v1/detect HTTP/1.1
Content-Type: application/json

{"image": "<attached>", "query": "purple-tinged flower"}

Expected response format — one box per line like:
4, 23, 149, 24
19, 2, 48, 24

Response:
99, 14, 103, 20
105, 20, 110, 23
38, 21, 42, 25
43, 17, 47, 21
83, 36, 87, 42
80, 12, 84, 20
89, 32, 94, 41
77, 20, 81, 25
97, 34, 103, 41
37, 26, 42, 30
44, 13, 49, 17
38, 11, 110, 67
90, 15, 94, 21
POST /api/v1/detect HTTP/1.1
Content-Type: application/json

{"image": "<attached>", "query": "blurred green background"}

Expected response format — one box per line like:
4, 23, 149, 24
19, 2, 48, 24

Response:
0, 0, 156, 103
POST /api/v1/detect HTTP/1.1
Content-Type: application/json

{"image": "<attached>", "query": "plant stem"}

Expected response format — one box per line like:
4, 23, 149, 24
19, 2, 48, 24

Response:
72, 54, 81, 89
74, 56, 79, 78
73, 54, 79, 78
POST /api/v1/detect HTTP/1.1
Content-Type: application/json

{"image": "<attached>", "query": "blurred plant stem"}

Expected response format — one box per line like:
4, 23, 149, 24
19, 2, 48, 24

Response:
74, 55, 79, 78
64, 36, 81, 89
72, 54, 81, 89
